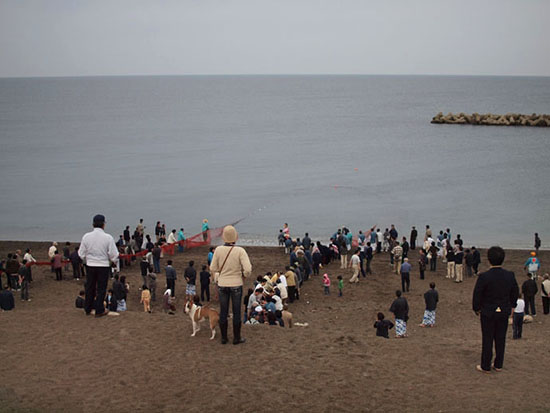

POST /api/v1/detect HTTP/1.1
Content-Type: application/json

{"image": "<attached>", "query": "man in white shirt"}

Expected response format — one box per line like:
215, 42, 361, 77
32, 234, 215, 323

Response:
79, 214, 119, 317
349, 249, 361, 283
48, 242, 58, 272
167, 229, 178, 244
376, 229, 384, 254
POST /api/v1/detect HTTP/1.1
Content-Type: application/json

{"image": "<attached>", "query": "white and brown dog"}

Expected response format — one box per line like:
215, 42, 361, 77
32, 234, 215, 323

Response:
184, 297, 219, 340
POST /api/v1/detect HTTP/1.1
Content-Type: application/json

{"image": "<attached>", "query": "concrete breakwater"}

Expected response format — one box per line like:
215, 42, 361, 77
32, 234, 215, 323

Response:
431, 112, 550, 126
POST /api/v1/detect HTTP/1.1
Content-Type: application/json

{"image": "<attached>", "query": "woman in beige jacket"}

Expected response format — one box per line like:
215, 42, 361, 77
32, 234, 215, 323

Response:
210, 225, 252, 345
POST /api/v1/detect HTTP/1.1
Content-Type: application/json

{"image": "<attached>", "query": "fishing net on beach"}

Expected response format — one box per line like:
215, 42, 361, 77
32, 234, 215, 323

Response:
27, 225, 229, 267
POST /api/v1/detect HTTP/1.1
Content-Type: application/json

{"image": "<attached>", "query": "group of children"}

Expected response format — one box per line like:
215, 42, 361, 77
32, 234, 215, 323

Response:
322, 273, 344, 296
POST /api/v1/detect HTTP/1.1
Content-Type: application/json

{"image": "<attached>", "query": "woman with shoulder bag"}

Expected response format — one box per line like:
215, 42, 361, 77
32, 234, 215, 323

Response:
210, 226, 252, 345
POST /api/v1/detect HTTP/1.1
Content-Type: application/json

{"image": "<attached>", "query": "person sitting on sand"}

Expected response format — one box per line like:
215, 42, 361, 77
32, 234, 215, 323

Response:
282, 305, 293, 328
274, 310, 285, 327
245, 312, 261, 325
420, 283, 438, 328
247, 287, 264, 318
271, 290, 283, 311
389, 290, 409, 338
374, 312, 394, 339
113, 274, 128, 312
105, 289, 117, 312
264, 297, 277, 316
0, 285, 15, 311
250, 305, 265, 324
75, 290, 85, 309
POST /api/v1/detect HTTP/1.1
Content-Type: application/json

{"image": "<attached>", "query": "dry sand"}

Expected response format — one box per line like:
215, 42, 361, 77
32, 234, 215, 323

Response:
1, 241, 549, 412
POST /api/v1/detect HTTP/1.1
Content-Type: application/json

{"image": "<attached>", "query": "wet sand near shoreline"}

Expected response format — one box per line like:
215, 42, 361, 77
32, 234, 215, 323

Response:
1, 241, 549, 412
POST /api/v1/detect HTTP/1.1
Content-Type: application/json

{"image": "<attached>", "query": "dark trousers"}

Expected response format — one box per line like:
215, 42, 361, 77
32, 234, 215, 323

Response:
72, 262, 81, 279
525, 295, 536, 315
8, 274, 18, 289
55, 268, 62, 281
543, 296, 550, 315
218, 286, 242, 326
420, 268, 425, 280
430, 257, 437, 271
376, 242, 382, 253
21, 279, 29, 300
359, 257, 366, 278
166, 279, 175, 297
84, 266, 110, 315
480, 312, 509, 371
473, 263, 479, 274
366, 258, 372, 274
201, 283, 210, 301
287, 286, 296, 303
401, 273, 410, 292
512, 312, 524, 339
411, 239, 416, 250
153, 258, 160, 273
313, 263, 319, 275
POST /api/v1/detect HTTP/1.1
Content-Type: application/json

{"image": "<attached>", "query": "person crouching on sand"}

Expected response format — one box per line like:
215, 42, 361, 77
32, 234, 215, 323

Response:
374, 312, 394, 338
163, 289, 176, 314
322, 273, 330, 295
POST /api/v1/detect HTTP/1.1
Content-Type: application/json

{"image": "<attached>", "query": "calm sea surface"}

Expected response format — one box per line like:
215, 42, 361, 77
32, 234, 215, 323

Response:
0, 75, 549, 248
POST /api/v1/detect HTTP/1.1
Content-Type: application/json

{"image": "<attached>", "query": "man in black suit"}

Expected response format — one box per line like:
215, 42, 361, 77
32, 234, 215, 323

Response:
472, 246, 519, 373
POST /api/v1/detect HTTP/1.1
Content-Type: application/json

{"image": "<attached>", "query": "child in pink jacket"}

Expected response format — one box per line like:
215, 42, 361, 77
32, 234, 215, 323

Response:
323, 273, 331, 295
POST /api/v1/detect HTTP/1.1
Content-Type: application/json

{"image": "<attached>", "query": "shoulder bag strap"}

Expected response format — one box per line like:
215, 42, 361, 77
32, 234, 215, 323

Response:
218, 246, 235, 275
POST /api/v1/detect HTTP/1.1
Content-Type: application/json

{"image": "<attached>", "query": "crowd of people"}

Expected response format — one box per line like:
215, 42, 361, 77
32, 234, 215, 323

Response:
277, 224, 546, 342
1, 216, 547, 375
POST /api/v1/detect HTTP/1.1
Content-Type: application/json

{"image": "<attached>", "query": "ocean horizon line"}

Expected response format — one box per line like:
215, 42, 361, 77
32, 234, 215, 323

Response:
1, 73, 549, 80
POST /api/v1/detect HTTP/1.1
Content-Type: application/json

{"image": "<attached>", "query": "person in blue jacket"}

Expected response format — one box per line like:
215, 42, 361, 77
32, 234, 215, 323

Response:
524, 252, 540, 280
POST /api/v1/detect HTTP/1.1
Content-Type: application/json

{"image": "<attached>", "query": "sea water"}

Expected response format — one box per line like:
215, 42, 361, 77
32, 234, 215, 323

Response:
0, 75, 549, 248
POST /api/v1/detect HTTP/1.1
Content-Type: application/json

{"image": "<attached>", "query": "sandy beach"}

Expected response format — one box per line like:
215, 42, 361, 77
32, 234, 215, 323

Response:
1, 241, 548, 412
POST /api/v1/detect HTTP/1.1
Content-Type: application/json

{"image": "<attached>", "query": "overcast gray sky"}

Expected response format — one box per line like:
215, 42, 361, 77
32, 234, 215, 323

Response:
0, 0, 548, 77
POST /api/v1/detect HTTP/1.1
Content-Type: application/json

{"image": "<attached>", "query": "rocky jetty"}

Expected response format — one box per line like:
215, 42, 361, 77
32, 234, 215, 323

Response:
431, 112, 550, 126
